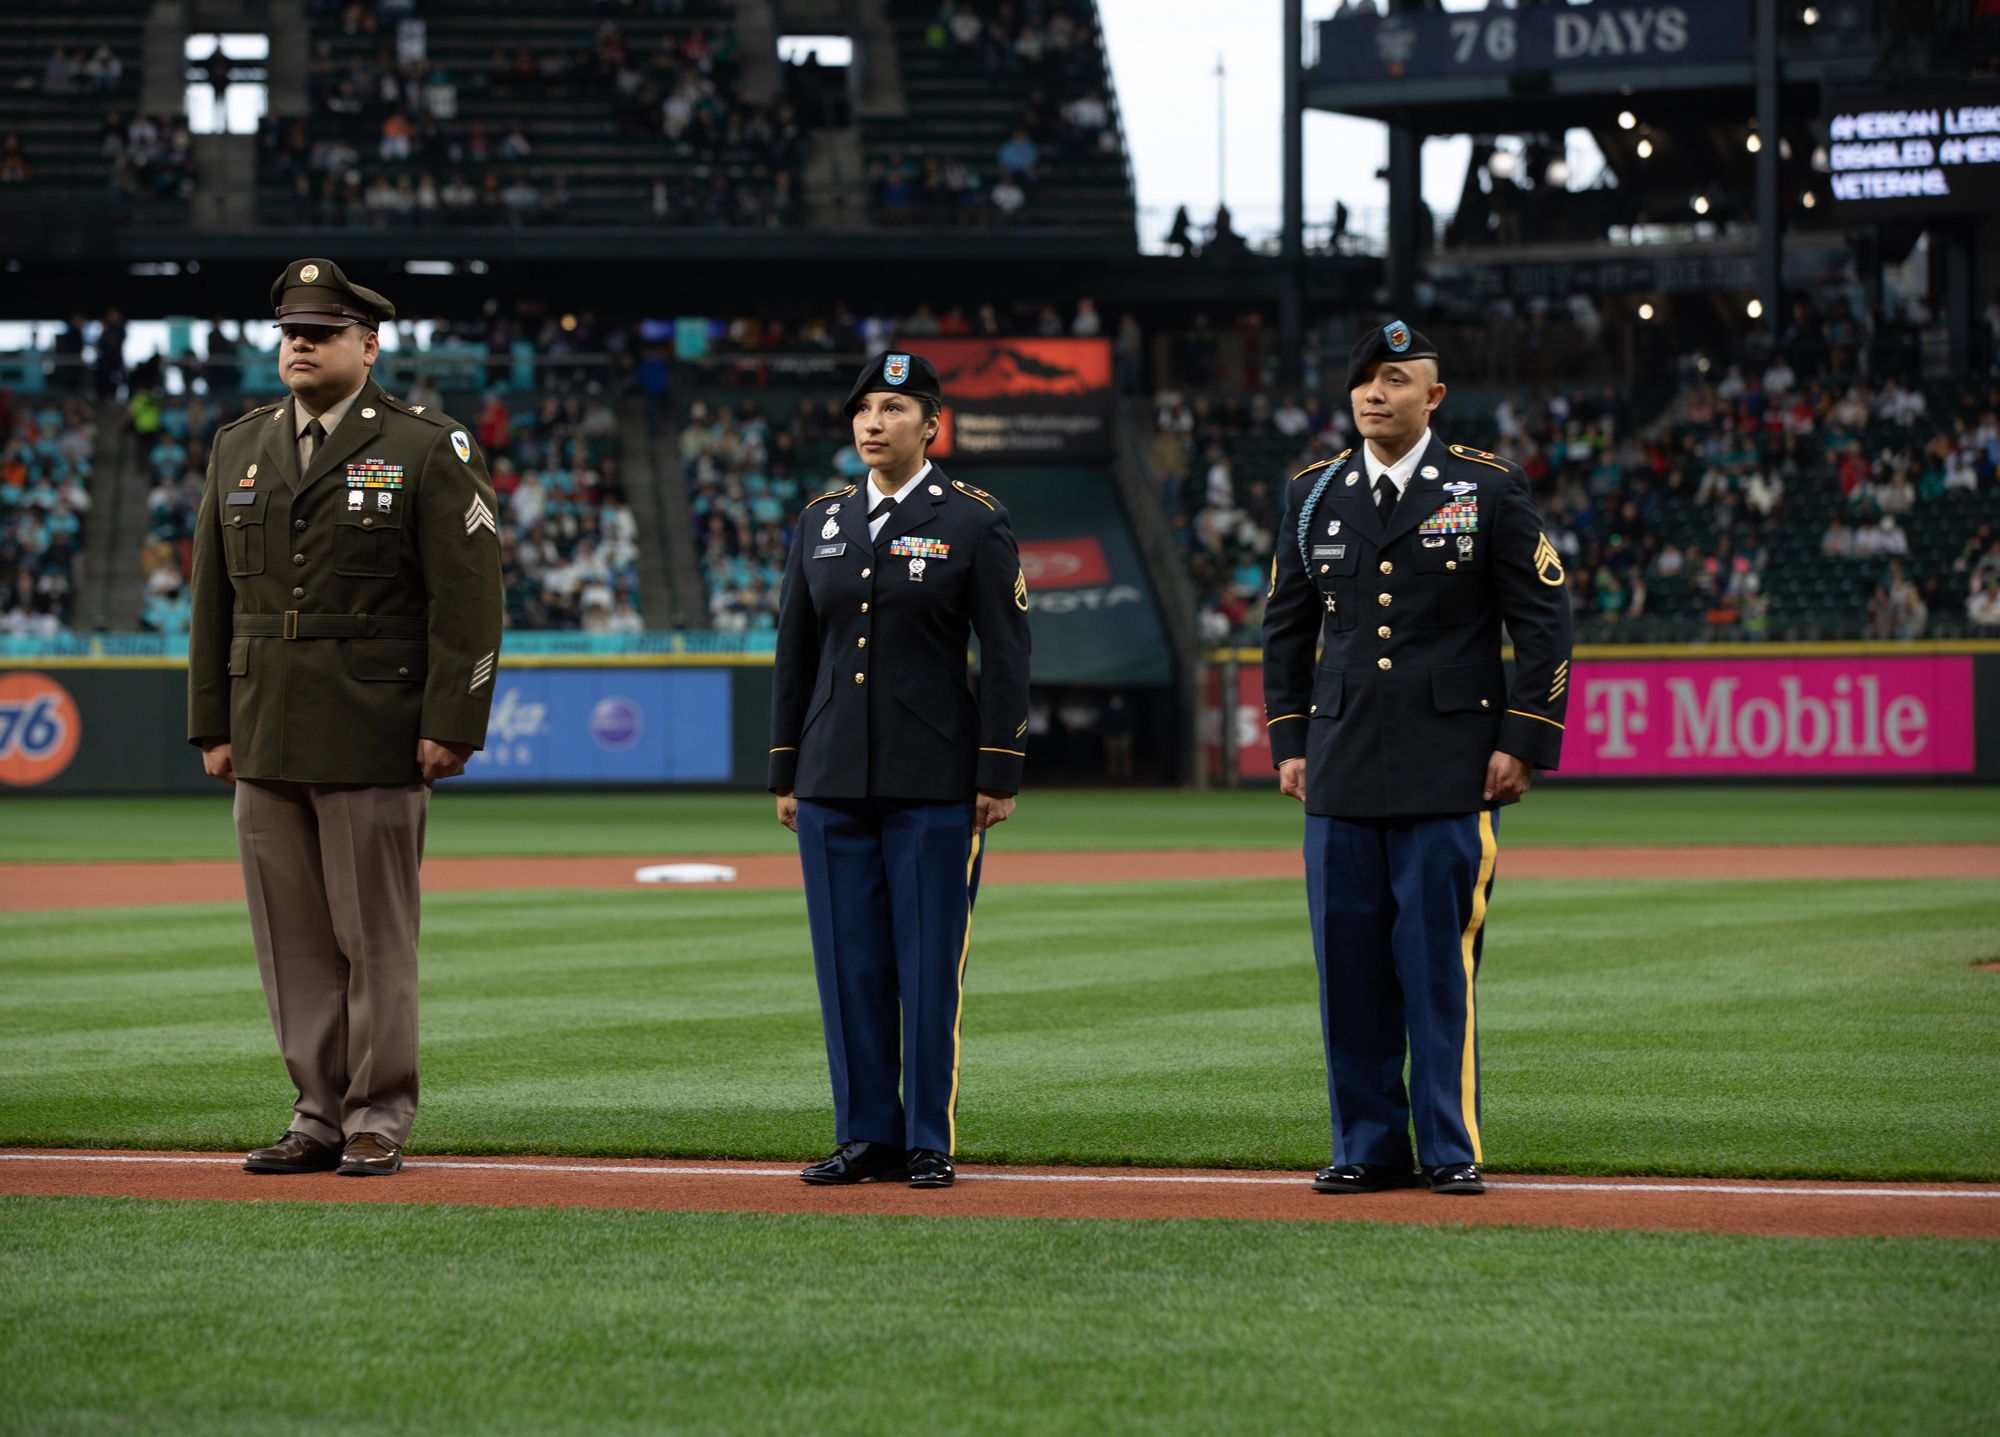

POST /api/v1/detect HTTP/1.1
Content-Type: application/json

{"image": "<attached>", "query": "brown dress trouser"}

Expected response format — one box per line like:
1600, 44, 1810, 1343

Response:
233, 779, 429, 1147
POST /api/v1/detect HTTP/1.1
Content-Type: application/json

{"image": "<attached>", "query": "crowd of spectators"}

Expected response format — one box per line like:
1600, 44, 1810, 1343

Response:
909, 0, 1106, 78
1, 393, 94, 637
265, 16, 801, 227
36, 45, 125, 95
100, 113, 197, 206
481, 393, 646, 631
137, 395, 231, 635
678, 395, 854, 629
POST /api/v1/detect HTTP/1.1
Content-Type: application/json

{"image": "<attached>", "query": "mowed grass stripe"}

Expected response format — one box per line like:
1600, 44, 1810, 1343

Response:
2, 878, 1996, 1180
6, 784, 2000, 862
1, 1197, 1994, 1437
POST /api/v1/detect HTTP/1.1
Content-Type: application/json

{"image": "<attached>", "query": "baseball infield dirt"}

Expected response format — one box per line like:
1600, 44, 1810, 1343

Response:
2, 1151, 1995, 1240
5, 844, 1999, 912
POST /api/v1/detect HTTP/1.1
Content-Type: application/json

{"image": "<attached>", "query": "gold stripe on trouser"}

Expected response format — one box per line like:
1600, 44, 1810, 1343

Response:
1457, 811, 1498, 1164
944, 828, 983, 1154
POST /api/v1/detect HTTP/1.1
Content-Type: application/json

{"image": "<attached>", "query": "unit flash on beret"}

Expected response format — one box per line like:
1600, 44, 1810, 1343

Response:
361, 407, 376, 418
299, 263, 320, 283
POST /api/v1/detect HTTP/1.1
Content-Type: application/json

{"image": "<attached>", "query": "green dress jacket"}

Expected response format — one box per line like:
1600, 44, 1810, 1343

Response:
186, 376, 505, 784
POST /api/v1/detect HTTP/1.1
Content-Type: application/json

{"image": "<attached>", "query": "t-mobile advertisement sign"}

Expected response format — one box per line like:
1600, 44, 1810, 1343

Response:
1566, 657, 1974, 776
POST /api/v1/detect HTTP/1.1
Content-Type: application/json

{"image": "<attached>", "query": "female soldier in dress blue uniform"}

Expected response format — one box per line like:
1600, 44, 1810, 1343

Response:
770, 352, 1033, 1189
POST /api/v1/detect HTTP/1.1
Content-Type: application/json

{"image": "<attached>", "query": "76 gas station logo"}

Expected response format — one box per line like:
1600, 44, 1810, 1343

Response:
0, 672, 82, 786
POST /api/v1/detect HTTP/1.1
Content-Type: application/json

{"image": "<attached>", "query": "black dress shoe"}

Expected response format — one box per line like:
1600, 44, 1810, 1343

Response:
243, 1131, 340, 1175
906, 1150, 955, 1188
799, 1140, 908, 1185
336, 1132, 405, 1176
1427, 1163, 1486, 1194
1311, 1163, 1421, 1194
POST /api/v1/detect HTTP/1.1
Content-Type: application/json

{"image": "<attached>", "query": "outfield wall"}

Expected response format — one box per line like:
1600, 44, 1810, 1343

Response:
7, 645, 2000, 793
0, 658, 775, 793
1204, 645, 2000, 785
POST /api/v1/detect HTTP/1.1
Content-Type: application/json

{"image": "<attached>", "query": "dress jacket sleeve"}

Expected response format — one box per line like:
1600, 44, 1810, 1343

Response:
1260, 466, 1326, 767
186, 433, 234, 745
767, 518, 815, 793
970, 508, 1033, 795
1489, 472, 1573, 769
415, 425, 505, 747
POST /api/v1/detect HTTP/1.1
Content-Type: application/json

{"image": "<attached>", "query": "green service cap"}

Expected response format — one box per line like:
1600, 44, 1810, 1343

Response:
270, 258, 396, 329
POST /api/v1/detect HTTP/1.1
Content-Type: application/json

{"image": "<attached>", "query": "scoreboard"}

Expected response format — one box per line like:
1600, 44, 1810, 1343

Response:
1826, 91, 2000, 218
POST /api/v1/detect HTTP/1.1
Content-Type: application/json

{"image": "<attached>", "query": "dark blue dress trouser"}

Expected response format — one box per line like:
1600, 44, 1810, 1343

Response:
1304, 810, 1498, 1170
796, 798, 985, 1154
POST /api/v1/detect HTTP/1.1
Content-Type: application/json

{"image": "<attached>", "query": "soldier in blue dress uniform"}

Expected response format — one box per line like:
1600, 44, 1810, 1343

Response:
770, 351, 1033, 1190
1262, 321, 1572, 1195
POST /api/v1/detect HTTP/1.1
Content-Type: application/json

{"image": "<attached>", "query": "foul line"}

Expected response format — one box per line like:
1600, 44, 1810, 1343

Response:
2, 1153, 1996, 1200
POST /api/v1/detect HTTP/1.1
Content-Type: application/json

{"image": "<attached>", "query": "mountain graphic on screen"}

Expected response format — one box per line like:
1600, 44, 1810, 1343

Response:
925, 339, 1111, 398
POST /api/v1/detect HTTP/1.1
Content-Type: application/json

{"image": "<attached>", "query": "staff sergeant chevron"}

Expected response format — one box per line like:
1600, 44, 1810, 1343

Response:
465, 495, 499, 538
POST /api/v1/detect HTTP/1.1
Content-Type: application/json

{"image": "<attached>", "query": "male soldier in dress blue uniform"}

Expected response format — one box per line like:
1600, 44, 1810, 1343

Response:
1262, 321, 1571, 1195
770, 351, 1033, 1190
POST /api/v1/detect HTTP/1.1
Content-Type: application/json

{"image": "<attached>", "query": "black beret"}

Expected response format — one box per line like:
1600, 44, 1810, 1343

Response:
270, 258, 395, 329
1347, 318, 1439, 390
843, 350, 943, 417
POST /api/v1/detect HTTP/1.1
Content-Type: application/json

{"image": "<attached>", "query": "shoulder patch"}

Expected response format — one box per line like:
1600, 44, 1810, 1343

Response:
805, 485, 856, 510
1449, 444, 1510, 474
952, 480, 997, 510
1290, 449, 1350, 485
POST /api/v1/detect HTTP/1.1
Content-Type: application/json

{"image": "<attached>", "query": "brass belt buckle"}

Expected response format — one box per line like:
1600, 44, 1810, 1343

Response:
283, 609, 299, 640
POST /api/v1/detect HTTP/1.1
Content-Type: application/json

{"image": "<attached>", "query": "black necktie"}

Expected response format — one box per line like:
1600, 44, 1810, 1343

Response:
869, 496, 896, 524
1374, 473, 1399, 526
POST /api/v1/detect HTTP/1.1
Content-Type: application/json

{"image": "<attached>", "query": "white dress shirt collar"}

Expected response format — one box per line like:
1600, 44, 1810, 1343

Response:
1362, 428, 1432, 497
867, 460, 932, 539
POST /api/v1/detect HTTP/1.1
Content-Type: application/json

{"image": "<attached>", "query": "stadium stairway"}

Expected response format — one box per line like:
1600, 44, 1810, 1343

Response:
76, 398, 148, 634
617, 397, 701, 630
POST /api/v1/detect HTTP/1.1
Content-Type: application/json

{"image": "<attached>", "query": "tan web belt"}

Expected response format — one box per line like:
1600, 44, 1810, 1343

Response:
233, 612, 427, 640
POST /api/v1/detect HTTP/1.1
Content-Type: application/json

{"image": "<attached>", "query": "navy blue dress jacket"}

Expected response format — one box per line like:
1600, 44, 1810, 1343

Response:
1262, 434, 1572, 817
769, 467, 1033, 801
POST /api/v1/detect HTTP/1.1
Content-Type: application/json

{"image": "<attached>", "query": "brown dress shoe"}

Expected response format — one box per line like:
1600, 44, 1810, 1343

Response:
337, 1132, 405, 1176
244, 1131, 341, 1175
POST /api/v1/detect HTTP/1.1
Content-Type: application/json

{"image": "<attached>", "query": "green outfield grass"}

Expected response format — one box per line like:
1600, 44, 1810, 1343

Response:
1, 1198, 1993, 1437
4, 877, 1996, 1179
2, 783, 1998, 862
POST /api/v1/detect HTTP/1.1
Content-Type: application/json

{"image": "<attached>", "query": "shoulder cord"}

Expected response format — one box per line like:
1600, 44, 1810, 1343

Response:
1295, 465, 1340, 568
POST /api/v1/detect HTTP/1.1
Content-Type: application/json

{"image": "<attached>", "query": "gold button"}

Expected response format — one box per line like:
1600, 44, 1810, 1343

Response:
362, 517, 374, 528
860, 602, 869, 612
1480, 699, 1491, 709
857, 637, 867, 648
397, 666, 409, 677
861, 568, 871, 578
1379, 561, 1393, 574
1378, 625, 1390, 638
1378, 657, 1392, 670
1310, 704, 1317, 713
1319, 564, 1328, 574
231, 516, 242, 526
1447, 560, 1458, 571
1377, 593, 1392, 606
855, 672, 865, 683
292, 587, 305, 598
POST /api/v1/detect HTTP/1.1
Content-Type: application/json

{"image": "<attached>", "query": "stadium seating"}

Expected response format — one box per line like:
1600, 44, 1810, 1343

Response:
864, 0, 1133, 228
0, 4, 188, 223
257, 0, 802, 228
1, 390, 95, 636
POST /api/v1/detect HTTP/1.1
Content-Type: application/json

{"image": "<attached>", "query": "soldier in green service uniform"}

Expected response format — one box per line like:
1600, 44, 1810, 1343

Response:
187, 259, 503, 1178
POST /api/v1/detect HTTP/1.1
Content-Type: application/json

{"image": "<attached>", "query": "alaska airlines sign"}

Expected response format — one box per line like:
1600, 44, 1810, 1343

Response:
1315, 2, 1748, 84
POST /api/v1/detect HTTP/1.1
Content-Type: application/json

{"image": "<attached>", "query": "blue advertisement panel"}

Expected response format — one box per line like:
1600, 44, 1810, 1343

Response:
464, 667, 733, 783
